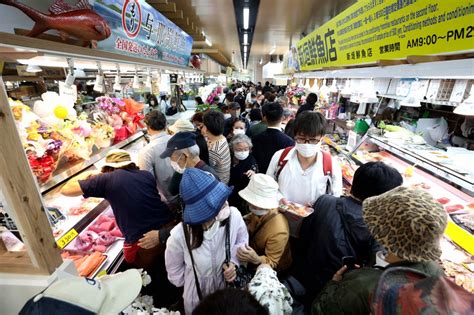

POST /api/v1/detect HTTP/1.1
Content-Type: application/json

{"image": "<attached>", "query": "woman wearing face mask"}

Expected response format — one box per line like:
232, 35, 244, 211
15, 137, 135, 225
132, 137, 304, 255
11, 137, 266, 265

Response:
228, 134, 258, 213
160, 132, 218, 197
236, 174, 292, 272
266, 111, 343, 206
226, 117, 247, 141
165, 168, 249, 315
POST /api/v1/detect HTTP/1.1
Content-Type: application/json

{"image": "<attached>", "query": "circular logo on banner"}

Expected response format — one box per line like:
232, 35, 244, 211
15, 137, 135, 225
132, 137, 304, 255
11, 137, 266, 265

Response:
122, 0, 142, 39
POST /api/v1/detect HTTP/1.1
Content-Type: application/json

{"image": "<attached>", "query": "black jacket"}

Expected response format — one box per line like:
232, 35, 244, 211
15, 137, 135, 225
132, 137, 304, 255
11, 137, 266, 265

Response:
251, 128, 295, 173
291, 195, 382, 300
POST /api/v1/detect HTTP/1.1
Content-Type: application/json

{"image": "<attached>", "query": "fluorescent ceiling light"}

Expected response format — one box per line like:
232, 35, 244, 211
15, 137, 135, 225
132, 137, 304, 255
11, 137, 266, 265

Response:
205, 38, 212, 47
244, 46, 247, 53
269, 46, 276, 55
243, 7, 249, 30
26, 64, 42, 72
243, 33, 248, 45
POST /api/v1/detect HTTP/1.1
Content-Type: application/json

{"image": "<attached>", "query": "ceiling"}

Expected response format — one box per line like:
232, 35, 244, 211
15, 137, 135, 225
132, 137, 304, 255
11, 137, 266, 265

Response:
150, 0, 356, 70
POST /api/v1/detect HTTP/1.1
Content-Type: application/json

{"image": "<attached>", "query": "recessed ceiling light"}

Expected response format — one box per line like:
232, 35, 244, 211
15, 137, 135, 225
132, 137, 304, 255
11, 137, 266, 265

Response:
243, 33, 248, 45
205, 38, 212, 47
243, 7, 249, 30
244, 46, 248, 53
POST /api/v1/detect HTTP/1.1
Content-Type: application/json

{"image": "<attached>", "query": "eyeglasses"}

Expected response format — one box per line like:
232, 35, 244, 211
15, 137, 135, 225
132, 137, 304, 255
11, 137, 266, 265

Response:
294, 137, 321, 144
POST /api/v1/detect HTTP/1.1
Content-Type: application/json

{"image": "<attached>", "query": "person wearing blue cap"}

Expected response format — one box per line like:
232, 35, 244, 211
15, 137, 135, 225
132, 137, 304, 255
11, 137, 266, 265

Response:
165, 168, 249, 315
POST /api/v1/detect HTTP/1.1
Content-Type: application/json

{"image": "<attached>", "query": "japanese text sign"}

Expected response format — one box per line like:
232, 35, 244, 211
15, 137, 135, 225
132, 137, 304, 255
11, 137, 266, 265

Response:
297, 0, 474, 71
92, 0, 193, 67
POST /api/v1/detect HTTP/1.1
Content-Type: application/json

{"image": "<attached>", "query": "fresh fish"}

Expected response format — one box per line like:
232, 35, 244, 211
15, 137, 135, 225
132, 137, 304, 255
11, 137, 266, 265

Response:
0, 0, 111, 45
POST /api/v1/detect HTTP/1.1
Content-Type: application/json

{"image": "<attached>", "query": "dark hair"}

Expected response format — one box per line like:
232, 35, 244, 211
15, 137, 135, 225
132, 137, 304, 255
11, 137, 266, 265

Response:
265, 81, 270, 86
351, 162, 403, 201
225, 92, 235, 102
203, 110, 225, 136
144, 110, 167, 131
249, 108, 262, 121
267, 93, 276, 102
193, 288, 268, 315
263, 91, 273, 100
284, 119, 295, 138
262, 102, 283, 125
293, 111, 327, 137
191, 112, 204, 123
306, 93, 318, 106
188, 224, 204, 249
101, 163, 139, 173
231, 117, 246, 128
195, 96, 204, 105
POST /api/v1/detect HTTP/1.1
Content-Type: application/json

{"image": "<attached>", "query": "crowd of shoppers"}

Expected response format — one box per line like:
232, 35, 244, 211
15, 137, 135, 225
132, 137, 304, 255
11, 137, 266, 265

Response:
58, 81, 472, 315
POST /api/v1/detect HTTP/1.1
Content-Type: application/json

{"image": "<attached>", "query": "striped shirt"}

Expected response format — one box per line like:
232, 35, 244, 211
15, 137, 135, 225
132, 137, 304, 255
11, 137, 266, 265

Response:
208, 137, 231, 184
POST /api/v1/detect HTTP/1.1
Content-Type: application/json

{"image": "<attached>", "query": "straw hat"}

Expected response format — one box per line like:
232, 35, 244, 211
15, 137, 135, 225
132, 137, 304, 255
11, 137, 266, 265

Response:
102, 149, 134, 168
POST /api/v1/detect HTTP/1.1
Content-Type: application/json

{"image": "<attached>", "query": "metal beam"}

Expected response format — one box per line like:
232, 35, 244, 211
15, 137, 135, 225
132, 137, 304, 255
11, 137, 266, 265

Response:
147, 0, 168, 4
167, 10, 184, 19
152, 2, 176, 12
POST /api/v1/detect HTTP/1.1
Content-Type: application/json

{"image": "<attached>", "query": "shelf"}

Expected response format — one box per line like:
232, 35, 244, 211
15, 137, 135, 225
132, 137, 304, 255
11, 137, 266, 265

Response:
368, 135, 474, 194
41, 131, 144, 193
378, 94, 405, 100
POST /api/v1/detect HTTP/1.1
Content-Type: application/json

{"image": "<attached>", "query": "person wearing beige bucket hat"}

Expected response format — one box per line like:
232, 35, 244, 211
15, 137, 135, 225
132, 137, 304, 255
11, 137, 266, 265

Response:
312, 186, 448, 315
236, 174, 292, 272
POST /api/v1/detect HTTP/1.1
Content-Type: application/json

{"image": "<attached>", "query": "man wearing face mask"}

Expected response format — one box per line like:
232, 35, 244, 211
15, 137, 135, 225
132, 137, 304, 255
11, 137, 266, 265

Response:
138, 110, 174, 202
266, 111, 342, 206
236, 174, 292, 272
160, 132, 218, 197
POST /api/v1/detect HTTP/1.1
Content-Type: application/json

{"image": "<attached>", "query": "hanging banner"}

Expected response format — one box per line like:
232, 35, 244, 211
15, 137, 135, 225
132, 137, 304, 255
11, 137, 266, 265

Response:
92, 0, 193, 67
297, 0, 474, 71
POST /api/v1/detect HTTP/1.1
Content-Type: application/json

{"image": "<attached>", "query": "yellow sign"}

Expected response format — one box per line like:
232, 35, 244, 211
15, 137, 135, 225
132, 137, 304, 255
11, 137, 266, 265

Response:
96, 270, 108, 278
297, 0, 474, 71
56, 228, 78, 249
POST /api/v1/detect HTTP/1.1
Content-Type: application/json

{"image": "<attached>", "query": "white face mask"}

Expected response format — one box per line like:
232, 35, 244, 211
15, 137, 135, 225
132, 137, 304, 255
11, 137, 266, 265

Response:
203, 220, 220, 240
250, 207, 269, 216
215, 203, 231, 222
150, 100, 155, 106
224, 113, 232, 119
170, 154, 186, 174
245, 108, 251, 113
233, 128, 246, 135
295, 142, 321, 158
234, 150, 249, 161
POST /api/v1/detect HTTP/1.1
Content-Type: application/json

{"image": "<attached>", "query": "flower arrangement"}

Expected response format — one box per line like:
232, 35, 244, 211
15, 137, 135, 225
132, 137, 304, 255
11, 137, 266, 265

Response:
286, 86, 306, 105
205, 86, 223, 104
96, 97, 124, 115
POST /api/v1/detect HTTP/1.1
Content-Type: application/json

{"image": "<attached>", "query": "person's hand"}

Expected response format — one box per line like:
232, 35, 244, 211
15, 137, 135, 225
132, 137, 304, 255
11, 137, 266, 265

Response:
237, 245, 261, 265
244, 170, 255, 178
278, 198, 289, 213
138, 230, 159, 249
332, 264, 360, 282
222, 262, 236, 282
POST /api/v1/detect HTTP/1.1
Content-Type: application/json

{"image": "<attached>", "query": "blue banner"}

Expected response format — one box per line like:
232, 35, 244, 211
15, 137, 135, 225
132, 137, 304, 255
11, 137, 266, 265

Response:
92, 0, 193, 67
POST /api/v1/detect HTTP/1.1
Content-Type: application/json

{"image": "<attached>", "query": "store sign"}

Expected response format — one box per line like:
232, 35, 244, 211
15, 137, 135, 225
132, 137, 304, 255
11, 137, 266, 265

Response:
92, 0, 193, 67
297, 0, 474, 71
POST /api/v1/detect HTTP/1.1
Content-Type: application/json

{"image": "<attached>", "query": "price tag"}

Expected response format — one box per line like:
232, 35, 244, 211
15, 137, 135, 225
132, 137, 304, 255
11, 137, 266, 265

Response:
56, 228, 78, 249
96, 270, 108, 278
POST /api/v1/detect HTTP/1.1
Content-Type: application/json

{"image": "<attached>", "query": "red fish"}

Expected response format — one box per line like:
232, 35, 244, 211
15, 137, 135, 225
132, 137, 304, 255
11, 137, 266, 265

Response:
0, 0, 111, 45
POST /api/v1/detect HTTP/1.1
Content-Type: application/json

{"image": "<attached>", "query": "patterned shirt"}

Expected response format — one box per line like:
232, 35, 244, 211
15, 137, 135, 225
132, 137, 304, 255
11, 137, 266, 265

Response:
207, 137, 231, 184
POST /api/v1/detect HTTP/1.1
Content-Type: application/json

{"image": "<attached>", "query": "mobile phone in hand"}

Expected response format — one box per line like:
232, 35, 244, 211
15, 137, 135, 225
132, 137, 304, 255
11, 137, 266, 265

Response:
342, 256, 356, 270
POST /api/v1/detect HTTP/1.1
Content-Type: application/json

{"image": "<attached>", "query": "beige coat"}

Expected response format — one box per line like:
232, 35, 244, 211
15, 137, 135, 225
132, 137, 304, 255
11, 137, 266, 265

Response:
245, 209, 292, 271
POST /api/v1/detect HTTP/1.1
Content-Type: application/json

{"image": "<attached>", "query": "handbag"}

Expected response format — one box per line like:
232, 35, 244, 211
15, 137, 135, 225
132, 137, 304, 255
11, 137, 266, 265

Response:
224, 216, 254, 289
183, 224, 203, 300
